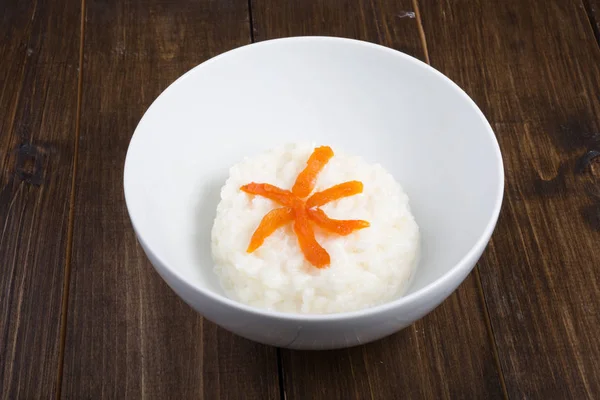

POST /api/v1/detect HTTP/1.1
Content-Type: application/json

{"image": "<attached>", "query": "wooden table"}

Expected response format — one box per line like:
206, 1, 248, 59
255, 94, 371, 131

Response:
1, 0, 599, 398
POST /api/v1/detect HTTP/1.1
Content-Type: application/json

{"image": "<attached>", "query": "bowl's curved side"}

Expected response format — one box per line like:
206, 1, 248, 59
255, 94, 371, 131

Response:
135, 222, 492, 349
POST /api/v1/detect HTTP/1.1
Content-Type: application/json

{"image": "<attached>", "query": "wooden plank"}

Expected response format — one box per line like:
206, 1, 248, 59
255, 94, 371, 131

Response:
279, 285, 505, 399
584, 0, 600, 43
0, 0, 80, 397
60, 0, 280, 398
251, 1, 505, 398
419, 0, 600, 397
252, 0, 423, 57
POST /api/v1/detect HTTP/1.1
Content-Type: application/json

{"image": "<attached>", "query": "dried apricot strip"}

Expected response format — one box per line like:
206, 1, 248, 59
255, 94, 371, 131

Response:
306, 180, 364, 208
307, 208, 370, 236
247, 207, 295, 252
291, 146, 334, 198
239, 146, 370, 268
293, 206, 330, 268
241, 183, 295, 207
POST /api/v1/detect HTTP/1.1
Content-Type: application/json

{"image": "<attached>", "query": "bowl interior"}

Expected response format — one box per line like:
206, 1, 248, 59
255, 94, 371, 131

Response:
124, 37, 503, 305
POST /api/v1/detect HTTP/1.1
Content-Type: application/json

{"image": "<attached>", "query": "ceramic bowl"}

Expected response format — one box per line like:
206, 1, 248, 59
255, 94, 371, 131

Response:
124, 37, 504, 350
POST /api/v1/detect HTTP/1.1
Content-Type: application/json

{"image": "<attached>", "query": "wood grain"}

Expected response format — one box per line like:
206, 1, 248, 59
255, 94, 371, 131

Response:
0, 0, 80, 397
252, 0, 423, 57
60, 0, 279, 398
419, 0, 600, 396
584, 0, 600, 43
251, 1, 505, 398
279, 286, 505, 399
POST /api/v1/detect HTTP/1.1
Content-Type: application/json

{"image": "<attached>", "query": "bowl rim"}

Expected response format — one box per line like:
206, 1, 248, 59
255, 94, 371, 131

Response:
124, 35, 505, 322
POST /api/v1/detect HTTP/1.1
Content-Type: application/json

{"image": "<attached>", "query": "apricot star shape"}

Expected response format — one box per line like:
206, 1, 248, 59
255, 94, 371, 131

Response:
240, 146, 370, 268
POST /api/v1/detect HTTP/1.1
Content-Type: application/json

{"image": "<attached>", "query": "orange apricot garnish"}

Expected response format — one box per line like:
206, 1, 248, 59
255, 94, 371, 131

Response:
307, 208, 370, 236
306, 180, 364, 208
240, 146, 369, 268
293, 206, 330, 268
291, 146, 334, 198
241, 183, 295, 207
247, 207, 295, 252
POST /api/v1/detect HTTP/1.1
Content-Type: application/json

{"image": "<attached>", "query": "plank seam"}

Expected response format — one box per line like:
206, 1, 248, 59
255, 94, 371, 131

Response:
248, 0, 255, 42
411, 0, 430, 64
276, 348, 286, 400
582, 0, 600, 47
474, 267, 509, 399
55, 0, 86, 397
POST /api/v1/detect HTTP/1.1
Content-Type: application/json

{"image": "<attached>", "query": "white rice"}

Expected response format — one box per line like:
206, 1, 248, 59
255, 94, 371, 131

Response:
211, 143, 419, 314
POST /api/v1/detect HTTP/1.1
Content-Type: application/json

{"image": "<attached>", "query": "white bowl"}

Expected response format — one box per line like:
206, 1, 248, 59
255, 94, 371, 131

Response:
124, 37, 504, 350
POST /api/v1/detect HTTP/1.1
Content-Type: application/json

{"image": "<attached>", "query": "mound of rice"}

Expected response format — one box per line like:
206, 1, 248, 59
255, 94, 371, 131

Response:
211, 143, 419, 314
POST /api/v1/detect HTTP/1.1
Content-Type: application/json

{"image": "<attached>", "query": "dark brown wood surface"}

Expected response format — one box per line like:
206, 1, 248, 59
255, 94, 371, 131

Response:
0, 0, 80, 398
585, 0, 600, 43
419, 0, 600, 397
1, 0, 600, 398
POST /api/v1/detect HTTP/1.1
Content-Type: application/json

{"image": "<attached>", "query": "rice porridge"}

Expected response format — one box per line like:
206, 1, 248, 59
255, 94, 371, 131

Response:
211, 143, 419, 314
